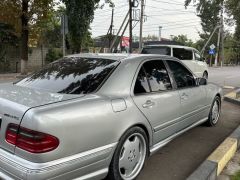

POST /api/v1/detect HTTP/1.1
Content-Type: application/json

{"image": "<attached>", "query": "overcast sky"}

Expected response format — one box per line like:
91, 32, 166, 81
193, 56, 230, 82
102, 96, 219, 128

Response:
90, 0, 202, 42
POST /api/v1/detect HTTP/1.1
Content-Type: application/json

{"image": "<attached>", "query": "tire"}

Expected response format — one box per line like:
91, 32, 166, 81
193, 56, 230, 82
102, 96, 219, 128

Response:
203, 71, 208, 79
206, 96, 221, 126
106, 127, 148, 180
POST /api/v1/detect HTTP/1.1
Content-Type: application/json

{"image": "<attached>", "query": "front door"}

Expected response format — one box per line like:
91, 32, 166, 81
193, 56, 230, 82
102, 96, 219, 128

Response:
166, 60, 208, 131
132, 60, 181, 144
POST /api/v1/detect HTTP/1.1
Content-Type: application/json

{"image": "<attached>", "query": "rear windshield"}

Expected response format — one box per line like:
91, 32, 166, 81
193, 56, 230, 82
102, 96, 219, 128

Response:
16, 57, 119, 94
173, 48, 193, 60
141, 46, 171, 55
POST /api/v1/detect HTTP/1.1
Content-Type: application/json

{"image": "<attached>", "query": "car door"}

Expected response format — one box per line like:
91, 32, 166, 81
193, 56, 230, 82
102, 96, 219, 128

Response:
194, 50, 208, 77
166, 60, 208, 131
132, 59, 181, 144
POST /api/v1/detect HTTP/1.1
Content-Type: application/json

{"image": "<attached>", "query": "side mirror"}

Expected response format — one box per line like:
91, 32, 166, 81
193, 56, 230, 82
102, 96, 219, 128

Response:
196, 77, 207, 86
200, 57, 206, 62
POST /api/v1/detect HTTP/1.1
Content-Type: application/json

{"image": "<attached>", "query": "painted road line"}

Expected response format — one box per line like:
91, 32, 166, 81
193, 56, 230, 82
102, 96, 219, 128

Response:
223, 86, 235, 89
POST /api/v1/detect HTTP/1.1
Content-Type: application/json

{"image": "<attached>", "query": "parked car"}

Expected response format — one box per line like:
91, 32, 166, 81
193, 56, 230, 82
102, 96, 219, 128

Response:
141, 45, 209, 79
0, 54, 222, 180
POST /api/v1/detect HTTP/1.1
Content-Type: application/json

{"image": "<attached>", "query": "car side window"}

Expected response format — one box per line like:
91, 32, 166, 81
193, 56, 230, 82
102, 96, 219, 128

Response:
134, 67, 151, 94
194, 51, 201, 61
173, 48, 193, 60
143, 60, 172, 92
167, 60, 195, 88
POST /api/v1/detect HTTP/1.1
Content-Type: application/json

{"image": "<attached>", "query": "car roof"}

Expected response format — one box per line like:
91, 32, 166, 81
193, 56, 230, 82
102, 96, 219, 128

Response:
143, 44, 196, 50
65, 53, 179, 62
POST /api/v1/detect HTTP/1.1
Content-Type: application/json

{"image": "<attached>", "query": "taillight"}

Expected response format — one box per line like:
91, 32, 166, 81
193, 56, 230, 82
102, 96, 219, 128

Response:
6, 124, 59, 153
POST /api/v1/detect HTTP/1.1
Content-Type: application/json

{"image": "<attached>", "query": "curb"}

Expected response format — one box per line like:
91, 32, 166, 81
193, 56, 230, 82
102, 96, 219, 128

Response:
187, 123, 240, 180
224, 89, 240, 105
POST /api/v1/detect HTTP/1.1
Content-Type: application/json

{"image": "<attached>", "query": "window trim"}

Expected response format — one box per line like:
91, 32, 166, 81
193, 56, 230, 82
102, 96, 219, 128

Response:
131, 58, 176, 96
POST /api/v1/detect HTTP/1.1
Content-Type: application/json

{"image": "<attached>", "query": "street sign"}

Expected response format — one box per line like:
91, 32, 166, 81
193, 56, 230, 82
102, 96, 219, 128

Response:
210, 44, 216, 50
121, 36, 130, 47
209, 49, 215, 55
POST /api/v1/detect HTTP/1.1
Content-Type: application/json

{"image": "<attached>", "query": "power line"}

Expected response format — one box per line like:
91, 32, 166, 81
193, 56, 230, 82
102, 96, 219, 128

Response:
146, 5, 195, 13
149, 0, 194, 7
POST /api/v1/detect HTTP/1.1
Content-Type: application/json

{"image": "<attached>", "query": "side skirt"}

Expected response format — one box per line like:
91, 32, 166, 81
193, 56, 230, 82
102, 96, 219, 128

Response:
150, 117, 208, 155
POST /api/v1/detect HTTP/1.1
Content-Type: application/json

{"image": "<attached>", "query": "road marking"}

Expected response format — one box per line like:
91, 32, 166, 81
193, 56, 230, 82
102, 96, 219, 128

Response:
223, 86, 235, 89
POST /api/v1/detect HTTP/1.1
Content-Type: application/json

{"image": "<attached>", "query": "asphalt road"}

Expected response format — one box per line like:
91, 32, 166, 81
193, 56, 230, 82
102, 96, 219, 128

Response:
208, 66, 240, 88
0, 66, 240, 180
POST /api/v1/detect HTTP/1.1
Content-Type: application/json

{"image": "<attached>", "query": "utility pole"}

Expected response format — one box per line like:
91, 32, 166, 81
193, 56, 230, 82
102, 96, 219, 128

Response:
159, 26, 162, 41
129, 0, 133, 53
200, 25, 220, 55
215, 2, 224, 67
214, 23, 221, 66
139, 0, 144, 52
62, 15, 66, 57
109, 6, 114, 48
110, 11, 130, 52
220, 3, 224, 67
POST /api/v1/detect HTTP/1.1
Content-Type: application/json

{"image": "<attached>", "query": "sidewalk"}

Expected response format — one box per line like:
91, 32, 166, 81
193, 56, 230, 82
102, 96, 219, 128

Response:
0, 73, 20, 79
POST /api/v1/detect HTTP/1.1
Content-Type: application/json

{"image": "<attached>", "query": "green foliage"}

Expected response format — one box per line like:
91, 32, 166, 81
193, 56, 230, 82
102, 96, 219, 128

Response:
0, 0, 56, 45
45, 48, 63, 63
185, 0, 221, 55
39, 7, 66, 48
62, 0, 100, 53
0, 23, 18, 62
172, 35, 194, 47
231, 170, 240, 180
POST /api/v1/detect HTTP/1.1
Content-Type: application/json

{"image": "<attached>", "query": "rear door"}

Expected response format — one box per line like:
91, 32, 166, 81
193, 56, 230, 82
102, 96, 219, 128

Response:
166, 60, 208, 131
132, 59, 181, 144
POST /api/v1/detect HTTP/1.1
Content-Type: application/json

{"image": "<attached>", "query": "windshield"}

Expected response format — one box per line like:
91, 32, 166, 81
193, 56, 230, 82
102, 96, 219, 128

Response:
141, 46, 171, 55
16, 57, 119, 94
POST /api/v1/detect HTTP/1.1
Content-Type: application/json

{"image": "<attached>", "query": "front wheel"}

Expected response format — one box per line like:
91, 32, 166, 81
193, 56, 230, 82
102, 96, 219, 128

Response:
106, 127, 148, 180
206, 96, 221, 126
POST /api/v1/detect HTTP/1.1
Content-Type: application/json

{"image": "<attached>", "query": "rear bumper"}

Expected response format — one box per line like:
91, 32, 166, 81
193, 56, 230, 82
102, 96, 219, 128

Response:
0, 143, 117, 180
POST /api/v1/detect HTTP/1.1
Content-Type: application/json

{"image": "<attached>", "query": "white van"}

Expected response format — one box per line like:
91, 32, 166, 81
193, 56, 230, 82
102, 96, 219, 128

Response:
141, 45, 209, 78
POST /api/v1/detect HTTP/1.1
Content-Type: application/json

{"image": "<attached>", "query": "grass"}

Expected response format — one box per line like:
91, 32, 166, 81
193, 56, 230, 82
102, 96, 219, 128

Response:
231, 171, 240, 180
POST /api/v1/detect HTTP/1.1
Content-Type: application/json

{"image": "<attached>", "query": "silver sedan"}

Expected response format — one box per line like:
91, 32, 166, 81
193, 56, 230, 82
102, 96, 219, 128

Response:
0, 54, 222, 180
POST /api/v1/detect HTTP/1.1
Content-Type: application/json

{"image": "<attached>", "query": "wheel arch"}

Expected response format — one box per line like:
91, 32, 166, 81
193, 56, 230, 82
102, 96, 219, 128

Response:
118, 123, 152, 155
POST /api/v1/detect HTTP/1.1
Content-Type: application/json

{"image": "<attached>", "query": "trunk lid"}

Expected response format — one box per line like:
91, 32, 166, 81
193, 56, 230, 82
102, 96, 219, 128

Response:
0, 83, 82, 153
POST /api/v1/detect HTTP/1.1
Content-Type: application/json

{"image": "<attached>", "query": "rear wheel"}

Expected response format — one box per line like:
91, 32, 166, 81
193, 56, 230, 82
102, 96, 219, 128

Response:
106, 127, 148, 180
206, 96, 221, 126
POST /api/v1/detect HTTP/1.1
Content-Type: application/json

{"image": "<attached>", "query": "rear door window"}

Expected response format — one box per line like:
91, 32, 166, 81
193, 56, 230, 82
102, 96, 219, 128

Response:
143, 60, 172, 92
173, 48, 193, 60
134, 67, 151, 94
142, 46, 171, 55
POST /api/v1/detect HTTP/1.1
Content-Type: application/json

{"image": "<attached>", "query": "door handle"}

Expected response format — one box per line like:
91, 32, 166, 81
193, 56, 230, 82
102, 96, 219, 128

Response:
142, 100, 155, 108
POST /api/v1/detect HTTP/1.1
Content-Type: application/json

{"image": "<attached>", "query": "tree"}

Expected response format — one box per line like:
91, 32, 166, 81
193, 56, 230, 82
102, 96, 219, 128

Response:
62, 0, 100, 53
184, 0, 222, 56
172, 35, 194, 47
225, 0, 240, 63
0, 0, 56, 74
0, 23, 19, 72
143, 35, 159, 42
